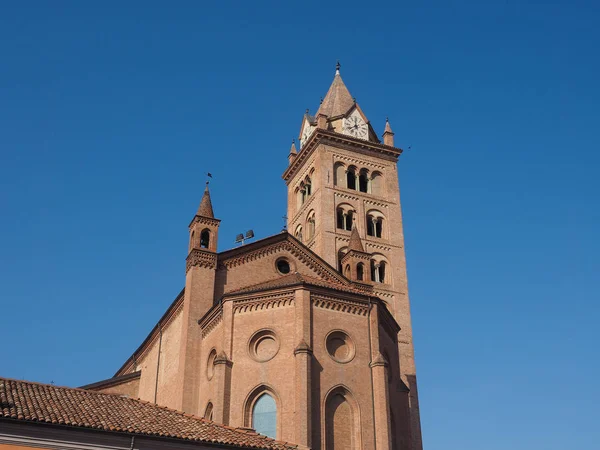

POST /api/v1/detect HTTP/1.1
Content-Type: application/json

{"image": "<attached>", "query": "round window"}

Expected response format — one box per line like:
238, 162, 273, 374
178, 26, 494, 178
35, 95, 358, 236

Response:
276, 258, 291, 274
326, 330, 355, 364
249, 330, 279, 362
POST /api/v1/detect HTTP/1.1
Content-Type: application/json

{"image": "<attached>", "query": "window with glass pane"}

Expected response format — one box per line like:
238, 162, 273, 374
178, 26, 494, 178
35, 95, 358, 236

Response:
253, 393, 277, 438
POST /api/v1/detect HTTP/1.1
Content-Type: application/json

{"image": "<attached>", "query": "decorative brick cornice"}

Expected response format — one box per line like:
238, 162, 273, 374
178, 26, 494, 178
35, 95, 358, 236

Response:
312, 294, 369, 316
364, 199, 390, 209
331, 152, 387, 171
188, 216, 221, 228
232, 293, 295, 314
373, 288, 400, 298
199, 305, 223, 338
283, 129, 401, 182
341, 250, 371, 264
186, 249, 217, 272
365, 242, 392, 252
334, 191, 360, 202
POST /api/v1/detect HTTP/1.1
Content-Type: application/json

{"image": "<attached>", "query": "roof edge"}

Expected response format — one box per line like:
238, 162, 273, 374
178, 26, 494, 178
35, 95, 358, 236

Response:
79, 371, 141, 391
114, 288, 185, 377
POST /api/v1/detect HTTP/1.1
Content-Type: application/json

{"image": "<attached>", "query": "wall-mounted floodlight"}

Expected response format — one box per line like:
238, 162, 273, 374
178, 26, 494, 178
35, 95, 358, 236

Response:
235, 230, 255, 245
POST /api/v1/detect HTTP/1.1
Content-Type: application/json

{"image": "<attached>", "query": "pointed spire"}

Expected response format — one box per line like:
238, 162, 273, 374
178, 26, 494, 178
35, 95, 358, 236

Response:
384, 117, 394, 134
196, 183, 214, 218
383, 117, 395, 146
289, 139, 297, 154
316, 63, 355, 118
348, 223, 364, 252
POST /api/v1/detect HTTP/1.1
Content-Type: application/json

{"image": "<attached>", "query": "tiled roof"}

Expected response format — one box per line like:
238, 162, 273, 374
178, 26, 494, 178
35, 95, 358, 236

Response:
0, 377, 296, 450
197, 184, 215, 218
316, 73, 354, 118
225, 272, 366, 296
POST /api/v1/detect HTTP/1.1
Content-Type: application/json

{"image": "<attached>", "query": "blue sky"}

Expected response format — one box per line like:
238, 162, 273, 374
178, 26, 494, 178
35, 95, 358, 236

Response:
1, 1, 599, 449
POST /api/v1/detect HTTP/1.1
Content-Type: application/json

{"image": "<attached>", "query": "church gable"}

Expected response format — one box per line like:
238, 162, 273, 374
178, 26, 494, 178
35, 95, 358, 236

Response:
214, 232, 361, 298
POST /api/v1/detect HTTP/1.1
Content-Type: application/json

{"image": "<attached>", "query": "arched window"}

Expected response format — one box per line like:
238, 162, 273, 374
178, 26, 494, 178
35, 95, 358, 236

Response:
306, 211, 316, 241
346, 167, 357, 190
204, 402, 213, 420
344, 264, 351, 278
296, 188, 303, 210
324, 386, 360, 449
370, 260, 387, 283
336, 208, 344, 230
356, 263, 364, 281
359, 170, 369, 193
334, 162, 346, 187
295, 225, 303, 242
190, 230, 196, 250
379, 261, 386, 283
336, 207, 354, 231
252, 393, 277, 439
366, 211, 384, 238
200, 229, 210, 249
304, 176, 312, 197
371, 172, 383, 196
370, 260, 377, 282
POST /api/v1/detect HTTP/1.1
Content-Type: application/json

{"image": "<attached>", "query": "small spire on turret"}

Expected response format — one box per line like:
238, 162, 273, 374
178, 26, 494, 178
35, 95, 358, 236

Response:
336, 60, 341, 75
196, 183, 215, 218
348, 223, 365, 252
383, 117, 395, 146
288, 139, 298, 165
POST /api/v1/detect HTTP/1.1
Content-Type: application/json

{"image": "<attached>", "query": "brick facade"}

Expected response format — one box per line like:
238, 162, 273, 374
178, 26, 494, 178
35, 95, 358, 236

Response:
88, 67, 423, 450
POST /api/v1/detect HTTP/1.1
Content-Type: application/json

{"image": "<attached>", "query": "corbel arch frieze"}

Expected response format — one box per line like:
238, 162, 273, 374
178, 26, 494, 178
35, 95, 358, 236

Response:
311, 294, 369, 316
331, 152, 387, 171
364, 199, 390, 209
232, 293, 295, 314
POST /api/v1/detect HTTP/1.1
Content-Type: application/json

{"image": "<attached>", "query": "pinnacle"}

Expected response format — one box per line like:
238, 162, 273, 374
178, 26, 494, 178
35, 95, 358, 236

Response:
289, 139, 297, 154
348, 224, 364, 252
384, 117, 394, 134
196, 183, 214, 218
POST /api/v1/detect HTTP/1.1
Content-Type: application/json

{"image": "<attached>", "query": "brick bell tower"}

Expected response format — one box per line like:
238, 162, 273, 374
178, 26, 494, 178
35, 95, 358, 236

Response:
284, 63, 423, 450
177, 182, 220, 413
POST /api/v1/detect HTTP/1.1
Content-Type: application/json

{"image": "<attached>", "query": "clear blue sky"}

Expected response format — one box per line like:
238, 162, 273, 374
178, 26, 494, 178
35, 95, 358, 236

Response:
1, 1, 598, 449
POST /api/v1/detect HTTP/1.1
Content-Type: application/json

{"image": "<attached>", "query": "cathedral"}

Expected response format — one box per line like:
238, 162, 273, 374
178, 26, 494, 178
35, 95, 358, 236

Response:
84, 64, 423, 450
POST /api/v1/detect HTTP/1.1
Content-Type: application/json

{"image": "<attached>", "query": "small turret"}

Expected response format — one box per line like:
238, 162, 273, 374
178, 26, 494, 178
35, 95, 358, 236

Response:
189, 183, 220, 253
288, 139, 298, 165
341, 223, 371, 282
383, 117, 395, 147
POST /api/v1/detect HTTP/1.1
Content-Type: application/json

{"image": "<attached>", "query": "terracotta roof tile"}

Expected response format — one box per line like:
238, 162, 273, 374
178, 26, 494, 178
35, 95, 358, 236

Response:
0, 377, 296, 449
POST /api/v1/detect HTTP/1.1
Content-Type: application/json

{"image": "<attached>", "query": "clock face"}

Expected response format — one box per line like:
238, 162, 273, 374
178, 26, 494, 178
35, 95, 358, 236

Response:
301, 125, 313, 147
343, 114, 368, 139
